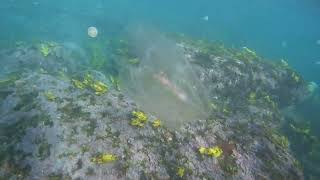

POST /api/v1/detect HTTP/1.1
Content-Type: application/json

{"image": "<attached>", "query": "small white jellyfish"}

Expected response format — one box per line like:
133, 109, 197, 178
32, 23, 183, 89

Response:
202, 16, 209, 21
281, 41, 287, 48
316, 39, 320, 45
88, 26, 98, 38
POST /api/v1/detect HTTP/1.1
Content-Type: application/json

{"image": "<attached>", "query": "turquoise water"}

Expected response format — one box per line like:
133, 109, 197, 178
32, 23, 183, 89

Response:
1, 0, 320, 83
1, 0, 320, 179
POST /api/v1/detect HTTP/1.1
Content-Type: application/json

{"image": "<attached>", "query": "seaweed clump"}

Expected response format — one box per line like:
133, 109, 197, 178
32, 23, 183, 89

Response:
152, 119, 162, 128
44, 91, 56, 101
91, 153, 117, 164
38, 42, 59, 57
130, 110, 148, 127
72, 74, 108, 95
199, 146, 223, 158
177, 167, 185, 178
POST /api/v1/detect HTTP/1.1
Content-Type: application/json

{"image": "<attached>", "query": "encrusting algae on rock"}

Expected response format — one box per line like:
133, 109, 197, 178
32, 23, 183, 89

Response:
130, 110, 148, 127
152, 119, 162, 128
39, 41, 59, 57
72, 73, 108, 95
72, 79, 86, 89
91, 81, 108, 95
207, 146, 223, 157
248, 92, 257, 104
199, 146, 223, 158
91, 153, 117, 164
40, 43, 51, 57
110, 75, 121, 91
177, 167, 185, 178
44, 91, 56, 101
199, 147, 207, 155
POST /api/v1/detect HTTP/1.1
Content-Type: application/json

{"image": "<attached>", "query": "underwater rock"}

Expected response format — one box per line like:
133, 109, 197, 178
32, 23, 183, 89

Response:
0, 36, 307, 179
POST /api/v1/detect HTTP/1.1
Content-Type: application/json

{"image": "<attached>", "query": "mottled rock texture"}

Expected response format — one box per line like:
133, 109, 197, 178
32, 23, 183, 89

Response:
0, 38, 307, 179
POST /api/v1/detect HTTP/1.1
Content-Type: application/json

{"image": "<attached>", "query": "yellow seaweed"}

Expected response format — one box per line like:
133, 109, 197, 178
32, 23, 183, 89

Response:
40, 43, 51, 57
207, 146, 223, 158
199, 147, 207, 155
44, 91, 56, 101
91, 153, 117, 164
152, 119, 161, 128
177, 167, 185, 178
130, 111, 148, 127
91, 81, 108, 95
72, 79, 85, 89
198, 146, 223, 158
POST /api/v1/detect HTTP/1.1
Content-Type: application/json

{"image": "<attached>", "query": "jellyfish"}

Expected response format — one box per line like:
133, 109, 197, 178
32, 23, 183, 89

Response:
88, 26, 98, 38
153, 71, 188, 102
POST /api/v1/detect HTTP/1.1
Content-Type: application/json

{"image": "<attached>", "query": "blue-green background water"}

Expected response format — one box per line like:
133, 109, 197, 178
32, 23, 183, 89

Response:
1, 0, 320, 84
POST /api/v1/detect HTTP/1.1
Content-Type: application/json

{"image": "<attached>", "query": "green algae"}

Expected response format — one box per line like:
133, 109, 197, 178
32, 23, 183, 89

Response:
248, 92, 257, 104
37, 139, 51, 160
270, 133, 289, 149
0, 113, 52, 168
130, 110, 148, 127
91, 153, 117, 164
13, 92, 38, 112
59, 102, 90, 122
0, 74, 19, 88
48, 174, 62, 180
81, 119, 97, 137
72, 73, 108, 95
80, 145, 91, 154
234, 47, 259, 62
38, 41, 59, 57
110, 75, 121, 91
219, 156, 238, 175
58, 151, 78, 159
40, 43, 51, 57
87, 42, 108, 70
44, 91, 57, 101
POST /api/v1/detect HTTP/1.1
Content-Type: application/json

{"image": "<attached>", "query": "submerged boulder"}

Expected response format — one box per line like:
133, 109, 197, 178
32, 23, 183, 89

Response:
0, 36, 307, 179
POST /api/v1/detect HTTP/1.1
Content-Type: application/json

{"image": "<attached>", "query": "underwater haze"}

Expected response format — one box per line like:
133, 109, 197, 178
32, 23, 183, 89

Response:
0, 0, 320, 179
1, 0, 320, 83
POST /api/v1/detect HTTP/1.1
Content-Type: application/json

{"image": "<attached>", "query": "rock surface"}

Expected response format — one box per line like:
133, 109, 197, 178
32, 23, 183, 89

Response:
0, 38, 307, 179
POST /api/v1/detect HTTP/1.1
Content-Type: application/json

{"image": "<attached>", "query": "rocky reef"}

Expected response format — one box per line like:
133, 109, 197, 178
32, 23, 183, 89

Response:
0, 35, 309, 179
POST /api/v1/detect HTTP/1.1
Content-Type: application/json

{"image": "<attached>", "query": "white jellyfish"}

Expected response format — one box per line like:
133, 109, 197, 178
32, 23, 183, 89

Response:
88, 26, 98, 38
202, 16, 209, 21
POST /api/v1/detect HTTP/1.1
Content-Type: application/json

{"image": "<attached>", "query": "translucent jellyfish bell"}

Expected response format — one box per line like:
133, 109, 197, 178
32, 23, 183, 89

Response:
88, 26, 98, 38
